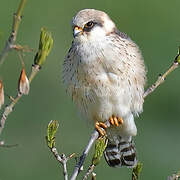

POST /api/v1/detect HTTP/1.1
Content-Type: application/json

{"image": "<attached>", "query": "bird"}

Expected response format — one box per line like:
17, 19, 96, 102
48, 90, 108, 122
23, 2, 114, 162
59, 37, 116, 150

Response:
62, 9, 146, 168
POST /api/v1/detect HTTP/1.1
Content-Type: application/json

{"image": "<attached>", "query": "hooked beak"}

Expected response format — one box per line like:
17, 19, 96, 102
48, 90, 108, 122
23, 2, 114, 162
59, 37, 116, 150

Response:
73, 26, 83, 37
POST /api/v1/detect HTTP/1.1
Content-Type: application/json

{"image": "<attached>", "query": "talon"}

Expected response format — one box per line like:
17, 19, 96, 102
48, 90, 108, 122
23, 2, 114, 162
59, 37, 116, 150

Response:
113, 117, 119, 126
99, 122, 107, 129
95, 122, 106, 136
109, 116, 124, 127
118, 117, 123, 124
109, 116, 114, 125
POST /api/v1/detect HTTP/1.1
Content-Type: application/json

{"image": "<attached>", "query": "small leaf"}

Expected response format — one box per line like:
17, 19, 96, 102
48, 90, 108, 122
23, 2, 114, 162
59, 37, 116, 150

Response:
0, 80, 4, 109
34, 28, 53, 66
92, 136, 108, 166
46, 120, 59, 148
132, 162, 143, 180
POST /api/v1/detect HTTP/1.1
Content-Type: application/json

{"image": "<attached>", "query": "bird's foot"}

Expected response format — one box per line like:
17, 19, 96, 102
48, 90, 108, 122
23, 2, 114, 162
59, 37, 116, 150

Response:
95, 122, 107, 136
95, 116, 123, 136
109, 115, 124, 127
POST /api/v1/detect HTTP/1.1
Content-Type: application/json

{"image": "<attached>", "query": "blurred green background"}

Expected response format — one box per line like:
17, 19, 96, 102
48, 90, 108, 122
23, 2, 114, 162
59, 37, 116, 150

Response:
0, 0, 180, 179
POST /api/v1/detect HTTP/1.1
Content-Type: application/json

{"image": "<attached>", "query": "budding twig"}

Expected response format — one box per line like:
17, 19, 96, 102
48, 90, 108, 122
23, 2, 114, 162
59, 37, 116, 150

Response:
0, 0, 27, 66
46, 120, 75, 180
0, 28, 53, 137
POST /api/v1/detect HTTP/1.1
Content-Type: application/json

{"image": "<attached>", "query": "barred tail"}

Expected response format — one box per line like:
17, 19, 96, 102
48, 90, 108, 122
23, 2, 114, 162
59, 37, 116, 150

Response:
104, 138, 137, 168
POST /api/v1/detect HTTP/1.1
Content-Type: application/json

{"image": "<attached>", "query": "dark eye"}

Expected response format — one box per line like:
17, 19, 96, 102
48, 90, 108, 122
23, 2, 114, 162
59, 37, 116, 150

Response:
86, 21, 94, 27
84, 21, 94, 31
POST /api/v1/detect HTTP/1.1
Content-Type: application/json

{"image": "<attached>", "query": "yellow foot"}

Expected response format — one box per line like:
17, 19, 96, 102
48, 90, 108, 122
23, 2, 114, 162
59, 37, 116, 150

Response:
95, 122, 107, 136
109, 115, 124, 127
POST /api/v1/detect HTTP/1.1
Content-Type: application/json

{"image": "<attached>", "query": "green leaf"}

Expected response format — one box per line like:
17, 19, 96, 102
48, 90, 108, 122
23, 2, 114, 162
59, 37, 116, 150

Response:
92, 136, 108, 166
46, 120, 59, 148
132, 162, 143, 180
34, 28, 53, 66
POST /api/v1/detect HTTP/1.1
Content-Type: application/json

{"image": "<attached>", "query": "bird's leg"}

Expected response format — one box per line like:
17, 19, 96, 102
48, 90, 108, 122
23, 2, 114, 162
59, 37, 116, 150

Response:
109, 115, 124, 127
95, 122, 107, 136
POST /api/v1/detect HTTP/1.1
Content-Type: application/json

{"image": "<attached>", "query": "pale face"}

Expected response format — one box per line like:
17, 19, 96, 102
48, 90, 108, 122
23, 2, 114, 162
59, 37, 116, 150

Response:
72, 9, 116, 43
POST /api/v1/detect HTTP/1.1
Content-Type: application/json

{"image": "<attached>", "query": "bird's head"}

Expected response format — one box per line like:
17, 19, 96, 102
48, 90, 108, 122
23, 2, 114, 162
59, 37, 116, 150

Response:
72, 9, 116, 43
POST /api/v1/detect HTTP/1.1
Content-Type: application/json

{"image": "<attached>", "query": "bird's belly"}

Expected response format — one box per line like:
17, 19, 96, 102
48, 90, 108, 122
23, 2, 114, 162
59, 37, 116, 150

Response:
78, 81, 133, 123
78, 86, 137, 137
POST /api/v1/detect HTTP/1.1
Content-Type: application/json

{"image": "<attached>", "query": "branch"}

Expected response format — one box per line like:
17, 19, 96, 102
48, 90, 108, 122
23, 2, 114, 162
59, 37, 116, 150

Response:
70, 130, 99, 180
0, 0, 27, 66
0, 140, 18, 148
70, 122, 110, 180
51, 149, 69, 180
0, 28, 53, 137
82, 136, 108, 180
82, 164, 95, 180
144, 47, 180, 98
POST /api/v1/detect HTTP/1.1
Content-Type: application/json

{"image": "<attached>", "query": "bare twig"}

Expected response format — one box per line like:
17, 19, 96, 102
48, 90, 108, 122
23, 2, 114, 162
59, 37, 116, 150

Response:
49, 149, 76, 180
0, 0, 27, 66
0, 140, 18, 148
82, 164, 95, 180
91, 172, 97, 180
51, 148, 69, 180
144, 47, 180, 98
143, 62, 179, 98
70, 130, 99, 180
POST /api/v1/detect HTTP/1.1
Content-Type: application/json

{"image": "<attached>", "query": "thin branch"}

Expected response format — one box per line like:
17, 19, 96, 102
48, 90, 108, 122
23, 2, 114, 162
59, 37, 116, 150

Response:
82, 164, 95, 180
70, 130, 99, 180
144, 47, 180, 98
91, 172, 97, 180
70, 121, 110, 180
0, 140, 18, 148
144, 62, 179, 98
0, 0, 27, 66
50, 148, 68, 180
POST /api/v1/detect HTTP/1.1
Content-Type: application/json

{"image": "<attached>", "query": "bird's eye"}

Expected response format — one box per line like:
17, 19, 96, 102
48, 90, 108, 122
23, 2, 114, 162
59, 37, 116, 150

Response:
84, 21, 94, 29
